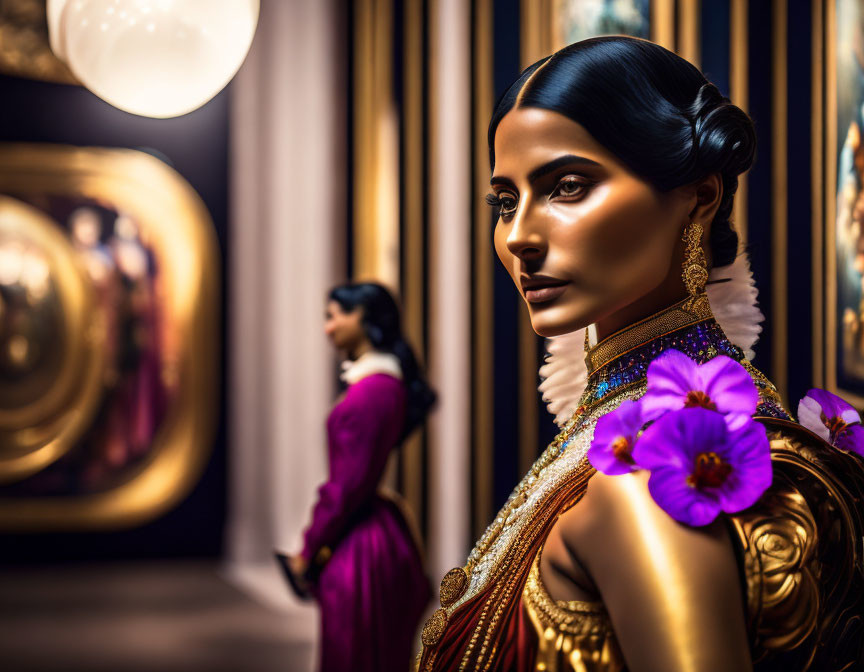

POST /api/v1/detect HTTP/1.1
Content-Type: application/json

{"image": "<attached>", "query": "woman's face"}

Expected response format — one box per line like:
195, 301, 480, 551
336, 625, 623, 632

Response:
490, 107, 697, 338
324, 300, 366, 353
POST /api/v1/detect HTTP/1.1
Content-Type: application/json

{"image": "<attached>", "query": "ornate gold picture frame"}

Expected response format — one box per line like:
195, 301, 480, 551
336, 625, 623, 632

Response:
0, 143, 219, 530
822, 0, 864, 407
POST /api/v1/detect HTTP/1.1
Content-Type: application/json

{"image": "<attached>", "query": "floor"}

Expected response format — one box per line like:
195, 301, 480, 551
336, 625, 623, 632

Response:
0, 561, 317, 672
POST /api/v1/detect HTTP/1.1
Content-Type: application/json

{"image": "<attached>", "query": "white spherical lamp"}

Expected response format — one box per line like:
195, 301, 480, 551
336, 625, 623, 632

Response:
48, 0, 259, 118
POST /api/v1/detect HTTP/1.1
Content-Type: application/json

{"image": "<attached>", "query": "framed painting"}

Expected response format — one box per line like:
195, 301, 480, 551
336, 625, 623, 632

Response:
551, 0, 651, 48
0, 143, 219, 529
520, 0, 676, 69
823, 0, 864, 407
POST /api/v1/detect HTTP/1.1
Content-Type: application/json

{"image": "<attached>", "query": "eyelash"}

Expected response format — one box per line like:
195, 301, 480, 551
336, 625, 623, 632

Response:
553, 176, 591, 199
486, 176, 592, 217
485, 192, 515, 212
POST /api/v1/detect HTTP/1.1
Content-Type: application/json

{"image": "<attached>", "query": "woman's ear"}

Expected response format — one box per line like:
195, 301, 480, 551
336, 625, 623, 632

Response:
688, 173, 723, 228
688, 173, 723, 264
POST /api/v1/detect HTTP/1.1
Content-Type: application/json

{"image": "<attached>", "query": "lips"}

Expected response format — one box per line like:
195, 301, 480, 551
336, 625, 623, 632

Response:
520, 275, 570, 304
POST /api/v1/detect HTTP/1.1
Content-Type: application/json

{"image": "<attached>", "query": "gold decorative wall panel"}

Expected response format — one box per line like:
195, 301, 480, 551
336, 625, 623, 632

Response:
0, 143, 219, 530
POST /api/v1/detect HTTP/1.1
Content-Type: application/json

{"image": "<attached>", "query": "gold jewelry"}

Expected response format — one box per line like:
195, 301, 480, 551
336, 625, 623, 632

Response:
585, 297, 712, 374
681, 220, 710, 314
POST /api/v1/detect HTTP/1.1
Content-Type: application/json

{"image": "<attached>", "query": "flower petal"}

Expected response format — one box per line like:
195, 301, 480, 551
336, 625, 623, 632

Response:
698, 356, 760, 426
835, 423, 864, 455
714, 419, 772, 513
647, 466, 722, 526
640, 350, 698, 421
797, 395, 831, 442
633, 409, 771, 526
632, 407, 728, 471
588, 400, 643, 475
803, 388, 860, 424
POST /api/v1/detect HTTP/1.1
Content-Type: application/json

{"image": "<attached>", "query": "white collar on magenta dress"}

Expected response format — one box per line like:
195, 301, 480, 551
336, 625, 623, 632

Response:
340, 351, 403, 386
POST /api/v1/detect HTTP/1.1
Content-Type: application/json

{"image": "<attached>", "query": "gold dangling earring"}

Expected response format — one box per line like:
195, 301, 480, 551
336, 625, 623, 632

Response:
681, 220, 710, 314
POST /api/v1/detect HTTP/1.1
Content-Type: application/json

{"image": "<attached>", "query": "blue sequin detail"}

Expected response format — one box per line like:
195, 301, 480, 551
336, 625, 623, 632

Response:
585, 320, 791, 421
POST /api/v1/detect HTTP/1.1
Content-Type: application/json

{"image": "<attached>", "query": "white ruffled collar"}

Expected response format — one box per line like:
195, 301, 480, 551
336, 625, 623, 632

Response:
340, 350, 403, 385
539, 254, 764, 427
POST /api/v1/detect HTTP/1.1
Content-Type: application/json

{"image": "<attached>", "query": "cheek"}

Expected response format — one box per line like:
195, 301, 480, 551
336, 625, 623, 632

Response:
551, 183, 679, 289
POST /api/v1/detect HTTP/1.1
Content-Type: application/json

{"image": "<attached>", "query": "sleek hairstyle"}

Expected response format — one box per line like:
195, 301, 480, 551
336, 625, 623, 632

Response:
488, 36, 756, 267
329, 282, 436, 441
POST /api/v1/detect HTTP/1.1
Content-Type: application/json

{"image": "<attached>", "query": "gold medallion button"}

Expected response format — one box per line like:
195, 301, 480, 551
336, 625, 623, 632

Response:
421, 608, 449, 646
439, 567, 468, 606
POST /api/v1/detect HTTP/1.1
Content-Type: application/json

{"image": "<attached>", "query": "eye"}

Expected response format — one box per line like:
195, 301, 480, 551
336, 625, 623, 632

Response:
486, 191, 518, 216
551, 175, 591, 201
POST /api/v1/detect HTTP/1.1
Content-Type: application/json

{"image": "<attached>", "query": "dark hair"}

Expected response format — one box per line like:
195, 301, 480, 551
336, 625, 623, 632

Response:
488, 36, 756, 267
329, 282, 436, 441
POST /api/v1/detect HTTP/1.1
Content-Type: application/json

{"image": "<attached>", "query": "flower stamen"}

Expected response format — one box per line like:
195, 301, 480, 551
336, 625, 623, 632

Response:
611, 436, 635, 465
684, 390, 718, 411
822, 414, 849, 442
687, 451, 732, 488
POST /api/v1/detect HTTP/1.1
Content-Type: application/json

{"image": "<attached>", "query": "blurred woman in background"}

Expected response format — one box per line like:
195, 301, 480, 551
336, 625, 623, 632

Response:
284, 282, 434, 672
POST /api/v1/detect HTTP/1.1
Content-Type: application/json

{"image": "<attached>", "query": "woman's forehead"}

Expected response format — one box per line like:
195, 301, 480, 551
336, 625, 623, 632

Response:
492, 108, 619, 177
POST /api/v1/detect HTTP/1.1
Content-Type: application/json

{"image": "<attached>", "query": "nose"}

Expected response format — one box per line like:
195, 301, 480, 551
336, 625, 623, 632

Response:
506, 204, 546, 261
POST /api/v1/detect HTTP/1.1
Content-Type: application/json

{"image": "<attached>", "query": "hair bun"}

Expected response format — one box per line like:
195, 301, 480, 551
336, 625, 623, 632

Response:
689, 83, 756, 178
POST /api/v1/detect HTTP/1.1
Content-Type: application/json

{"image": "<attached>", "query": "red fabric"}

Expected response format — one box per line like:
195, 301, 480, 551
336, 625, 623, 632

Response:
419, 590, 539, 670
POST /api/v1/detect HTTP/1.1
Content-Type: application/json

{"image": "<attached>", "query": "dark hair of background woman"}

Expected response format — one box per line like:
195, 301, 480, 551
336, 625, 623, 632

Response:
488, 35, 756, 268
329, 282, 436, 442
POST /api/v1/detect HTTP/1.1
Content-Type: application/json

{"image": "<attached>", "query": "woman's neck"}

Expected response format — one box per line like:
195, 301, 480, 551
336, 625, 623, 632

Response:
348, 339, 374, 361
594, 289, 689, 343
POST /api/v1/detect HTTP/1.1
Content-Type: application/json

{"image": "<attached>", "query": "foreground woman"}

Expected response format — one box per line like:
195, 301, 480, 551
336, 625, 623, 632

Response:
287, 283, 433, 672
417, 37, 864, 672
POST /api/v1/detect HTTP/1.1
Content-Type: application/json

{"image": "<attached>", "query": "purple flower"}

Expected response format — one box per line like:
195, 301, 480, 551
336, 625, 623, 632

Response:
631, 407, 772, 526
641, 350, 759, 430
797, 388, 864, 454
588, 400, 644, 475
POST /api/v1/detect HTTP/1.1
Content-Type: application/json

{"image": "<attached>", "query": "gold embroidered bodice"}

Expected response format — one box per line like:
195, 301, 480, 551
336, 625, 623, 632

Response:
523, 552, 625, 672
418, 300, 864, 672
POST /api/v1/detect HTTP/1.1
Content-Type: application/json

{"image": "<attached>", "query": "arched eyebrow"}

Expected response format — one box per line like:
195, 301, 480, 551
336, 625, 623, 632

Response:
491, 153, 602, 187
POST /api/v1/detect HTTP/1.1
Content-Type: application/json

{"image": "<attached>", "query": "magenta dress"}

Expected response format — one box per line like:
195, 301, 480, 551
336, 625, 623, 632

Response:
301, 373, 431, 672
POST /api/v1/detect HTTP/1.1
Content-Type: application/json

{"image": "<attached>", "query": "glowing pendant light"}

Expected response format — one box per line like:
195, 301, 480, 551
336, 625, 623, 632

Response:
47, 0, 259, 118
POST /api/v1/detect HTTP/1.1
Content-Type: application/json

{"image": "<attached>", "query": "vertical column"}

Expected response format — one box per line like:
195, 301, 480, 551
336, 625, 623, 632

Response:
825, 0, 839, 393
353, 0, 400, 289
520, 0, 551, 66
730, 0, 749, 243
678, 0, 701, 67
401, 0, 428, 539
227, 0, 345, 567
651, 0, 675, 51
428, 0, 472, 580
811, 0, 824, 386
771, 0, 788, 403
472, 0, 495, 539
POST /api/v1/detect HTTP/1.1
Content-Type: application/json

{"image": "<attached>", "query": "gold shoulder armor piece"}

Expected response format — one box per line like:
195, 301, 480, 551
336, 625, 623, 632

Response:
729, 417, 864, 671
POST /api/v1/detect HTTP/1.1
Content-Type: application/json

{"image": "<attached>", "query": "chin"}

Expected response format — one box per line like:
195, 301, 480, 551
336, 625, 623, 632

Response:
528, 303, 592, 338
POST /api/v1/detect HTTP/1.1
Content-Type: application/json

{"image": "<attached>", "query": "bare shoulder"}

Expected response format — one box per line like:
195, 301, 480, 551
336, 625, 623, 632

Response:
557, 470, 734, 585
553, 470, 751, 671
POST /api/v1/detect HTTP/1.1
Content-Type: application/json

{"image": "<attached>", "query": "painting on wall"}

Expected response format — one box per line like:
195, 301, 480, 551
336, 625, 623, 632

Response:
0, 144, 219, 529
551, 0, 650, 50
829, 0, 864, 402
